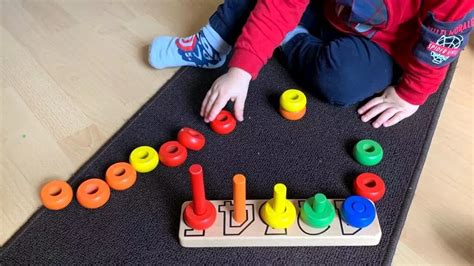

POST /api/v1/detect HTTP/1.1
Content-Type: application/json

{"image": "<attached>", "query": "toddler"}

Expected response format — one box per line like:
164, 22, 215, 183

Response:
149, 0, 472, 128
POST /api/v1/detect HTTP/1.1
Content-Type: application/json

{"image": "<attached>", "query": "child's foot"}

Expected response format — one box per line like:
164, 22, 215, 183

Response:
149, 24, 231, 69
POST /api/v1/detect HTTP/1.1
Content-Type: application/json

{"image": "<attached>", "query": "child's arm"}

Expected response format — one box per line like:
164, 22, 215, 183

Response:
201, 0, 310, 122
359, 1, 473, 128
396, 1, 473, 105
227, 0, 310, 79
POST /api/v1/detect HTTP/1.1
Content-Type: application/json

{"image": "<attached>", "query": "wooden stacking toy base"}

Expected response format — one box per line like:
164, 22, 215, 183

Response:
178, 198, 381, 248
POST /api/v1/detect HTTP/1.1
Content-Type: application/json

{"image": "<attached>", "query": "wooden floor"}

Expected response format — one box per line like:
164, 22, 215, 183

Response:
1, 0, 472, 263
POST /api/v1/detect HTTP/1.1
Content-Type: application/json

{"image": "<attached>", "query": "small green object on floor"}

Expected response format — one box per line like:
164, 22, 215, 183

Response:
353, 139, 383, 166
300, 193, 335, 228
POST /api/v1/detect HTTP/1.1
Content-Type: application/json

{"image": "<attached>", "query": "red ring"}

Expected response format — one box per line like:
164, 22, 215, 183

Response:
353, 172, 386, 203
177, 127, 206, 151
184, 201, 217, 230
209, 110, 237, 135
159, 141, 188, 167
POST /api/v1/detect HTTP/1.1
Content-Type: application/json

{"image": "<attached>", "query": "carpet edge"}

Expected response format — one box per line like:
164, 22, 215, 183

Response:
382, 59, 458, 265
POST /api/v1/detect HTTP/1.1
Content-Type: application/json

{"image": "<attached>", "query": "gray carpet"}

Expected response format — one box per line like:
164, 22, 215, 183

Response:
0, 59, 456, 264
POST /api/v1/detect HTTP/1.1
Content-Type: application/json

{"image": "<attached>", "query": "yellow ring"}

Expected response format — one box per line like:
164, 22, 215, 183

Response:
129, 146, 159, 173
280, 89, 307, 112
261, 199, 297, 229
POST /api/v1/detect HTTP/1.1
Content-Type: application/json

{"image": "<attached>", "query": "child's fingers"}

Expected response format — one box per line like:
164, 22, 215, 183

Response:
383, 112, 406, 127
234, 96, 246, 122
203, 92, 219, 121
207, 95, 229, 122
200, 90, 212, 117
358, 97, 383, 115
372, 108, 398, 128
361, 103, 390, 122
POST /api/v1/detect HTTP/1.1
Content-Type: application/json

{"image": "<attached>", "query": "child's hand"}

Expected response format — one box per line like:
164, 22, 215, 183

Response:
357, 86, 419, 128
200, 67, 252, 123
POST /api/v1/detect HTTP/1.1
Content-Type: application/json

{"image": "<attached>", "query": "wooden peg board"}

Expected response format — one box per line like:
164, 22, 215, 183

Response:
178, 199, 381, 247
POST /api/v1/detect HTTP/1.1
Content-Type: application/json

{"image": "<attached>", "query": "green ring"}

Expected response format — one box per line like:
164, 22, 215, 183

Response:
300, 193, 335, 228
353, 139, 383, 166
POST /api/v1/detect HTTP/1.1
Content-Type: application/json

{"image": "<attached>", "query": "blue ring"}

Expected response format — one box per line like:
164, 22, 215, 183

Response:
341, 195, 376, 228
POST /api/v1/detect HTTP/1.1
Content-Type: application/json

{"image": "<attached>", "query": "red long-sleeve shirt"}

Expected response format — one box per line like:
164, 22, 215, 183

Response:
228, 0, 473, 105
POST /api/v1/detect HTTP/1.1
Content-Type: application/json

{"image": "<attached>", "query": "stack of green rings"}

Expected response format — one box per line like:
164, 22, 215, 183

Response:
353, 139, 383, 166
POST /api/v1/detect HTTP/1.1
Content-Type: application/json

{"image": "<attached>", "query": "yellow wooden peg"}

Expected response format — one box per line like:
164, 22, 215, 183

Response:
261, 183, 296, 229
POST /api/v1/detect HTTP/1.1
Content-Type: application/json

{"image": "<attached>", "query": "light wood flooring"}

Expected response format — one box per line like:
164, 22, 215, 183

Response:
1, 0, 472, 264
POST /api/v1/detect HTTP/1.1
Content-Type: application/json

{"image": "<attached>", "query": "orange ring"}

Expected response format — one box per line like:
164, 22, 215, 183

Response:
76, 178, 111, 209
40, 180, 73, 210
279, 106, 306, 120
105, 162, 137, 191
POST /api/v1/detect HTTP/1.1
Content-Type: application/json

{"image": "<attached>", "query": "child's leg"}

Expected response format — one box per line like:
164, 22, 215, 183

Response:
281, 27, 398, 106
149, 0, 256, 69
208, 0, 257, 45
